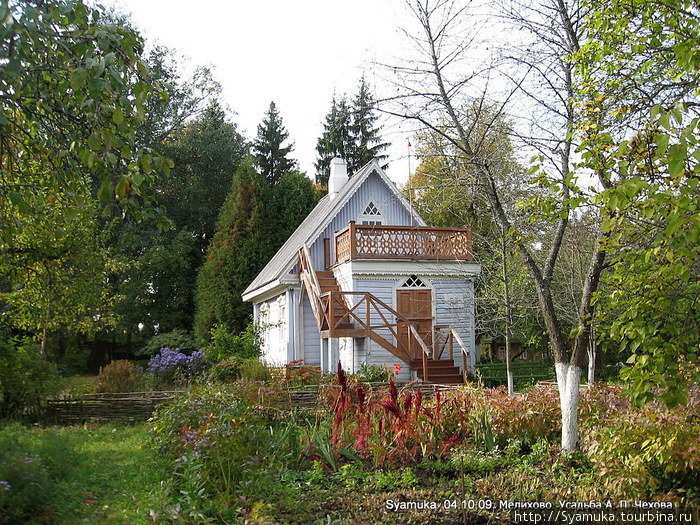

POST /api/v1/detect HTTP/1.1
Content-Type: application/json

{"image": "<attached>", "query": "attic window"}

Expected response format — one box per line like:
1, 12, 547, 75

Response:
360, 201, 383, 225
363, 202, 380, 216
402, 275, 427, 288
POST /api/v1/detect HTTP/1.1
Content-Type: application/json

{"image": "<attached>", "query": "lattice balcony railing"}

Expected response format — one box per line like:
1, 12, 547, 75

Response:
334, 223, 472, 263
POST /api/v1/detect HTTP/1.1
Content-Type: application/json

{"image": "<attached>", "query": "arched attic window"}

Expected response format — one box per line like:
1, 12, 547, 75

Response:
359, 200, 383, 225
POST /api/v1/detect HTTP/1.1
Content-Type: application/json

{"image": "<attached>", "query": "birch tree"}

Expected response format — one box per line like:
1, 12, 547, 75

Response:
386, 0, 597, 450
389, 0, 698, 449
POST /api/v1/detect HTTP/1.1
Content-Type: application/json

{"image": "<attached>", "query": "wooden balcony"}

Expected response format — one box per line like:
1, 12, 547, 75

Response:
334, 222, 472, 263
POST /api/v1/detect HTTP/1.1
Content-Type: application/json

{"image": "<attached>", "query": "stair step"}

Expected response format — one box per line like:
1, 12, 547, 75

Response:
410, 360, 460, 369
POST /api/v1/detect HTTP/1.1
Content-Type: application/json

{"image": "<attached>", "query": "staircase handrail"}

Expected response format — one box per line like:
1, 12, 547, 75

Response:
450, 325, 470, 380
408, 323, 432, 381
298, 246, 323, 329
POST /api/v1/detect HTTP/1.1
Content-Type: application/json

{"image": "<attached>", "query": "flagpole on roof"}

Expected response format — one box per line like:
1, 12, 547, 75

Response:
408, 138, 413, 227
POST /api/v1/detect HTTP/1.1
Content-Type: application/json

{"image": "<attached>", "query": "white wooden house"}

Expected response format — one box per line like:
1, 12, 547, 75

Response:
242, 158, 481, 383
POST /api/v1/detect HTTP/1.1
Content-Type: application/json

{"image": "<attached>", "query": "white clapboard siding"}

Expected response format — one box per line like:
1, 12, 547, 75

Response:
301, 292, 321, 365
433, 278, 476, 370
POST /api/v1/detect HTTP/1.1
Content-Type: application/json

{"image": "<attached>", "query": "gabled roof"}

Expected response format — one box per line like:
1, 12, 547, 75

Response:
242, 160, 426, 301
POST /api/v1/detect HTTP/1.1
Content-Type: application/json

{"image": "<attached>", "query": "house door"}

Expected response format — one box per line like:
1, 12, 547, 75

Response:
396, 277, 433, 358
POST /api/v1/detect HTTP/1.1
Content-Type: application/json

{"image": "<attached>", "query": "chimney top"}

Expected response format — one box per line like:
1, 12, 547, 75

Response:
328, 157, 348, 199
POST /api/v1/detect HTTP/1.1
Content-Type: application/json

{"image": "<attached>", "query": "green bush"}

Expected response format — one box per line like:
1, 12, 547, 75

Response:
204, 322, 261, 363
583, 400, 700, 501
0, 423, 52, 523
240, 358, 272, 381
0, 335, 61, 418
96, 360, 144, 393
137, 329, 198, 358
355, 363, 391, 383
208, 355, 245, 382
151, 385, 304, 516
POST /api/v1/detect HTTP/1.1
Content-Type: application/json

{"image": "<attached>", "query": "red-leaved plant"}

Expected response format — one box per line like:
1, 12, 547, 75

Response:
327, 363, 459, 466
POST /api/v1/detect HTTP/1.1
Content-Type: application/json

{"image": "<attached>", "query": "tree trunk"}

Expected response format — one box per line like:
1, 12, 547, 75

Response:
502, 232, 514, 395
556, 361, 582, 451
587, 331, 596, 385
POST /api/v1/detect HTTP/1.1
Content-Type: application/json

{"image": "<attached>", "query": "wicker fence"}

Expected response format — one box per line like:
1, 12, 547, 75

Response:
43, 382, 468, 424
44, 391, 184, 424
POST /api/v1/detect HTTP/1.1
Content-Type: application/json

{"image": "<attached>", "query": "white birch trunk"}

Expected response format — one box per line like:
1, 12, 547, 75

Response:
556, 362, 582, 451
587, 336, 596, 385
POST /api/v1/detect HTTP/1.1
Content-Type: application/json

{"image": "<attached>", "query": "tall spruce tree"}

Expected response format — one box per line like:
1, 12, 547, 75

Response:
350, 77, 389, 173
194, 160, 272, 340
253, 101, 297, 186
314, 96, 354, 185
315, 80, 389, 184
194, 162, 321, 341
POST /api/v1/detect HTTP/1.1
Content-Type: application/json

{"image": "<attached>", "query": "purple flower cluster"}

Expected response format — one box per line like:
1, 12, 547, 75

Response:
0, 480, 10, 491
147, 347, 209, 383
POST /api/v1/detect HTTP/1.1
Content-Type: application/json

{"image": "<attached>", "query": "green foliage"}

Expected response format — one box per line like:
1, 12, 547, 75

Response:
355, 363, 392, 383
349, 76, 389, 173
114, 101, 249, 336
315, 78, 389, 184
253, 101, 297, 185
315, 95, 354, 185
268, 171, 323, 249
239, 358, 272, 382
150, 386, 305, 517
575, 0, 700, 407
194, 163, 319, 340
0, 0, 172, 229
208, 355, 245, 383
0, 335, 61, 418
203, 322, 261, 362
95, 360, 144, 393
471, 407, 496, 452
369, 467, 419, 490
138, 329, 198, 358
0, 424, 52, 524
194, 160, 272, 338
583, 399, 700, 500
451, 447, 505, 476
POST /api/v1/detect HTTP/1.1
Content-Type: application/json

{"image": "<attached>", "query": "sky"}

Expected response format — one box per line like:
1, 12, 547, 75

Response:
108, 0, 418, 184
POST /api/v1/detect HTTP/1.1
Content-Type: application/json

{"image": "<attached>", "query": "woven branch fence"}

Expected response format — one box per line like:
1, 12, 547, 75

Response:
43, 382, 472, 425
44, 391, 184, 424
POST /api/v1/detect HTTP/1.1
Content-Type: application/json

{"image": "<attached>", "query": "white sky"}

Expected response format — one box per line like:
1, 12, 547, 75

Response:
108, 0, 417, 184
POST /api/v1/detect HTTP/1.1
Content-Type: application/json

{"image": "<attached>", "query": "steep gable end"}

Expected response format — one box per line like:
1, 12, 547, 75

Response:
242, 160, 425, 301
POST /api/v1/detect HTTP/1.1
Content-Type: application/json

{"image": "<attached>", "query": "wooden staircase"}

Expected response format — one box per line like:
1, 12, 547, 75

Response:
317, 271, 354, 331
410, 358, 464, 384
299, 246, 466, 384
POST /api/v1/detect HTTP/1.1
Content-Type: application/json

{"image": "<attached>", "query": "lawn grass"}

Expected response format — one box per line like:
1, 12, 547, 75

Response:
0, 422, 175, 524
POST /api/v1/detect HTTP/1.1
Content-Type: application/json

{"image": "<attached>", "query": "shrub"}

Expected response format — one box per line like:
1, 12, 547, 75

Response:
240, 358, 272, 381
204, 323, 261, 363
137, 329, 198, 358
356, 363, 392, 383
96, 360, 144, 393
208, 355, 245, 383
283, 360, 322, 387
583, 396, 700, 502
486, 385, 561, 444
147, 348, 209, 387
0, 424, 51, 523
0, 335, 61, 418
151, 385, 304, 514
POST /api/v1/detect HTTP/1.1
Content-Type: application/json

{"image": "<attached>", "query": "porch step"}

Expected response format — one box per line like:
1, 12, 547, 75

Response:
410, 358, 464, 384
